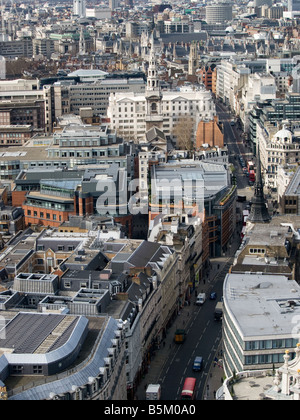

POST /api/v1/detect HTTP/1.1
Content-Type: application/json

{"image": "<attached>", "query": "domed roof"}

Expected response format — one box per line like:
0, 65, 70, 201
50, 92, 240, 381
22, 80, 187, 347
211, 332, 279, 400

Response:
274, 125, 292, 142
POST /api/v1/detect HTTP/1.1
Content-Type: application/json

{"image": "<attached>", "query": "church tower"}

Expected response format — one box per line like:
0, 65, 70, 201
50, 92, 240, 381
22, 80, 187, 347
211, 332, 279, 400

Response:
248, 144, 271, 224
188, 41, 198, 76
79, 26, 86, 55
145, 35, 163, 132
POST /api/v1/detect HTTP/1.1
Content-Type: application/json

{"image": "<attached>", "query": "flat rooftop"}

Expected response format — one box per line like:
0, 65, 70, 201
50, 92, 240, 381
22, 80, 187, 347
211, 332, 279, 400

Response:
224, 274, 300, 339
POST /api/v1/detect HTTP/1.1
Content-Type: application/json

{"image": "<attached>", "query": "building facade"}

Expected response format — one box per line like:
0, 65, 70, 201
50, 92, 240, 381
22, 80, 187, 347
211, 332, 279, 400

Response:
108, 44, 216, 142
223, 273, 300, 378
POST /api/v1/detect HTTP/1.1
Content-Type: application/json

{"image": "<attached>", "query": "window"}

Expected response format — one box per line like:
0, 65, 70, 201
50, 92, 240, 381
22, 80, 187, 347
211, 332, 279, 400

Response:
33, 365, 43, 374
12, 365, 23, 374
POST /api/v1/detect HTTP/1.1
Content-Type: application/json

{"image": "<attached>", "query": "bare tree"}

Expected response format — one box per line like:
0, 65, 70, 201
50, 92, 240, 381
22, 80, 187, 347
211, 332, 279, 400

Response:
172, 115, 195, 151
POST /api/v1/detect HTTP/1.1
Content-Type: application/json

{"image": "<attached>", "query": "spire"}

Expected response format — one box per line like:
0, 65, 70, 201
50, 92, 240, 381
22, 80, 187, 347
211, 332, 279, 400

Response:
146, 32, 160, 93
145, 31, 163, 132
248, 143, 271, 224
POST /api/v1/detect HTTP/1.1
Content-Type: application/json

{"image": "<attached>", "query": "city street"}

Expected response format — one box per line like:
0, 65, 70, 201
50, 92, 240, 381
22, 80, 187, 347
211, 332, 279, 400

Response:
216, 102, 254, 201
135, 102, 252, 401
158, 260, 233, 400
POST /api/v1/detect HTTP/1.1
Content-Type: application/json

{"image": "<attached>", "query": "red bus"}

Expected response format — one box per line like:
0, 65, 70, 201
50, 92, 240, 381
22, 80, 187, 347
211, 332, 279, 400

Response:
247, 161, 255, 183
181, 377, 196, 400
249, 169, 255, 183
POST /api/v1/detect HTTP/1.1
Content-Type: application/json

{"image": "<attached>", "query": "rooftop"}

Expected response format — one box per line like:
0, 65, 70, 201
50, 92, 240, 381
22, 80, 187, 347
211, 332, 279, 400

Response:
224, 273, 300, 339
0, 312, 82, 356
285, 167, 300, 196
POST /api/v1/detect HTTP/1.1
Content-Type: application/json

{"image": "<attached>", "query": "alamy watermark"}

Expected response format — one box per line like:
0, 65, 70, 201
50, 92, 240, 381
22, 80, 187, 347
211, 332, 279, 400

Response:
0, 316, 6, 340
95, 177, 205, 216
291, 315, 300, 341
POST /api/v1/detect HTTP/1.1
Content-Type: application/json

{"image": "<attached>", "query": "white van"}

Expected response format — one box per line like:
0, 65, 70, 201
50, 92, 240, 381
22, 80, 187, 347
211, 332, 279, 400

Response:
196, 293, 206, 305
146, 384, 161, 400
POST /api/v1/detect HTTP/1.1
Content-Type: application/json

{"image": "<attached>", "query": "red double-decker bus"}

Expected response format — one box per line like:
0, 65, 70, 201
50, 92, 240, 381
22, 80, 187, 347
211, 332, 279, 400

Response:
247, 161, 255, 184
181, 377, 197, 400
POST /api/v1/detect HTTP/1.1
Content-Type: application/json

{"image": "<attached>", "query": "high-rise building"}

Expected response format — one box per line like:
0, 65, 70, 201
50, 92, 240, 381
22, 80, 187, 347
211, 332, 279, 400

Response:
288, 0, 300, 11
73, 0, 86, 17
205, 1, 233, 25
254, 0, 272, 7
109, 0, 119, 10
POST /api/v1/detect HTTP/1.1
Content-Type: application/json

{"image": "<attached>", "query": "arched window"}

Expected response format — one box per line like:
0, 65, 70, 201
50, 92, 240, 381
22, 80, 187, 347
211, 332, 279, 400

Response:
151, 103, 157, 113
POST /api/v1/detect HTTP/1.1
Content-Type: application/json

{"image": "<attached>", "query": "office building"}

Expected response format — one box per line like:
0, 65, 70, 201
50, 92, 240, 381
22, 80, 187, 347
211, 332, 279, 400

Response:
280, 167, 300, 215
288, 0, 300, 11
205, 2, 233, 25
73, 0, 86, 17
108, 43, 216, 142
223, 273, 300, 377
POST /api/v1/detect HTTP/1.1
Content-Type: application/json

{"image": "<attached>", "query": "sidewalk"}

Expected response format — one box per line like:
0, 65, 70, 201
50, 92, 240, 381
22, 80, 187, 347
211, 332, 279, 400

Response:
134, 257, 229, 401
203, 340, 225, 400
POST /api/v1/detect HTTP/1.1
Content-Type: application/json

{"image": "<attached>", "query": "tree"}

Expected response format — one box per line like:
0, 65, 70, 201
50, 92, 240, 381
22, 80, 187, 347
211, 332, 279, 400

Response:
172, 115, 195, 151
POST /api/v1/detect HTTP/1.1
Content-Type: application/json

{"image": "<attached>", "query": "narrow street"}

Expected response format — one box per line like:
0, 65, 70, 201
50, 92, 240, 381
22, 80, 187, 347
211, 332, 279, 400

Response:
135, 102, 251, 401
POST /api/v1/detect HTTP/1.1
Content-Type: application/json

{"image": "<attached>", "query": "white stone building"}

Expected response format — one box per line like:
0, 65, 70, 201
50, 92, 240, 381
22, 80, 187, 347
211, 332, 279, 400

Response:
257, 124, 300, 190
107, 42, 216, 142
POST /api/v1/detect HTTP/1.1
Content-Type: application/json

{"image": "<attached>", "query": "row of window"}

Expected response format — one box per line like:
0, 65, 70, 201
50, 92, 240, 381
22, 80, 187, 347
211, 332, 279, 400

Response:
249, 248, 266, 254
245, 338, 299, 351
27, 210, 64, 221
37, 245, 75, 252
245, 353, 295, 365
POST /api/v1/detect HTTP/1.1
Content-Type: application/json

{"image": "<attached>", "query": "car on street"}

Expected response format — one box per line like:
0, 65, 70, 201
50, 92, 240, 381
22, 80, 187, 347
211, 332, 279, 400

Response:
193, 356, 204, 372
210, 292, 217, 300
